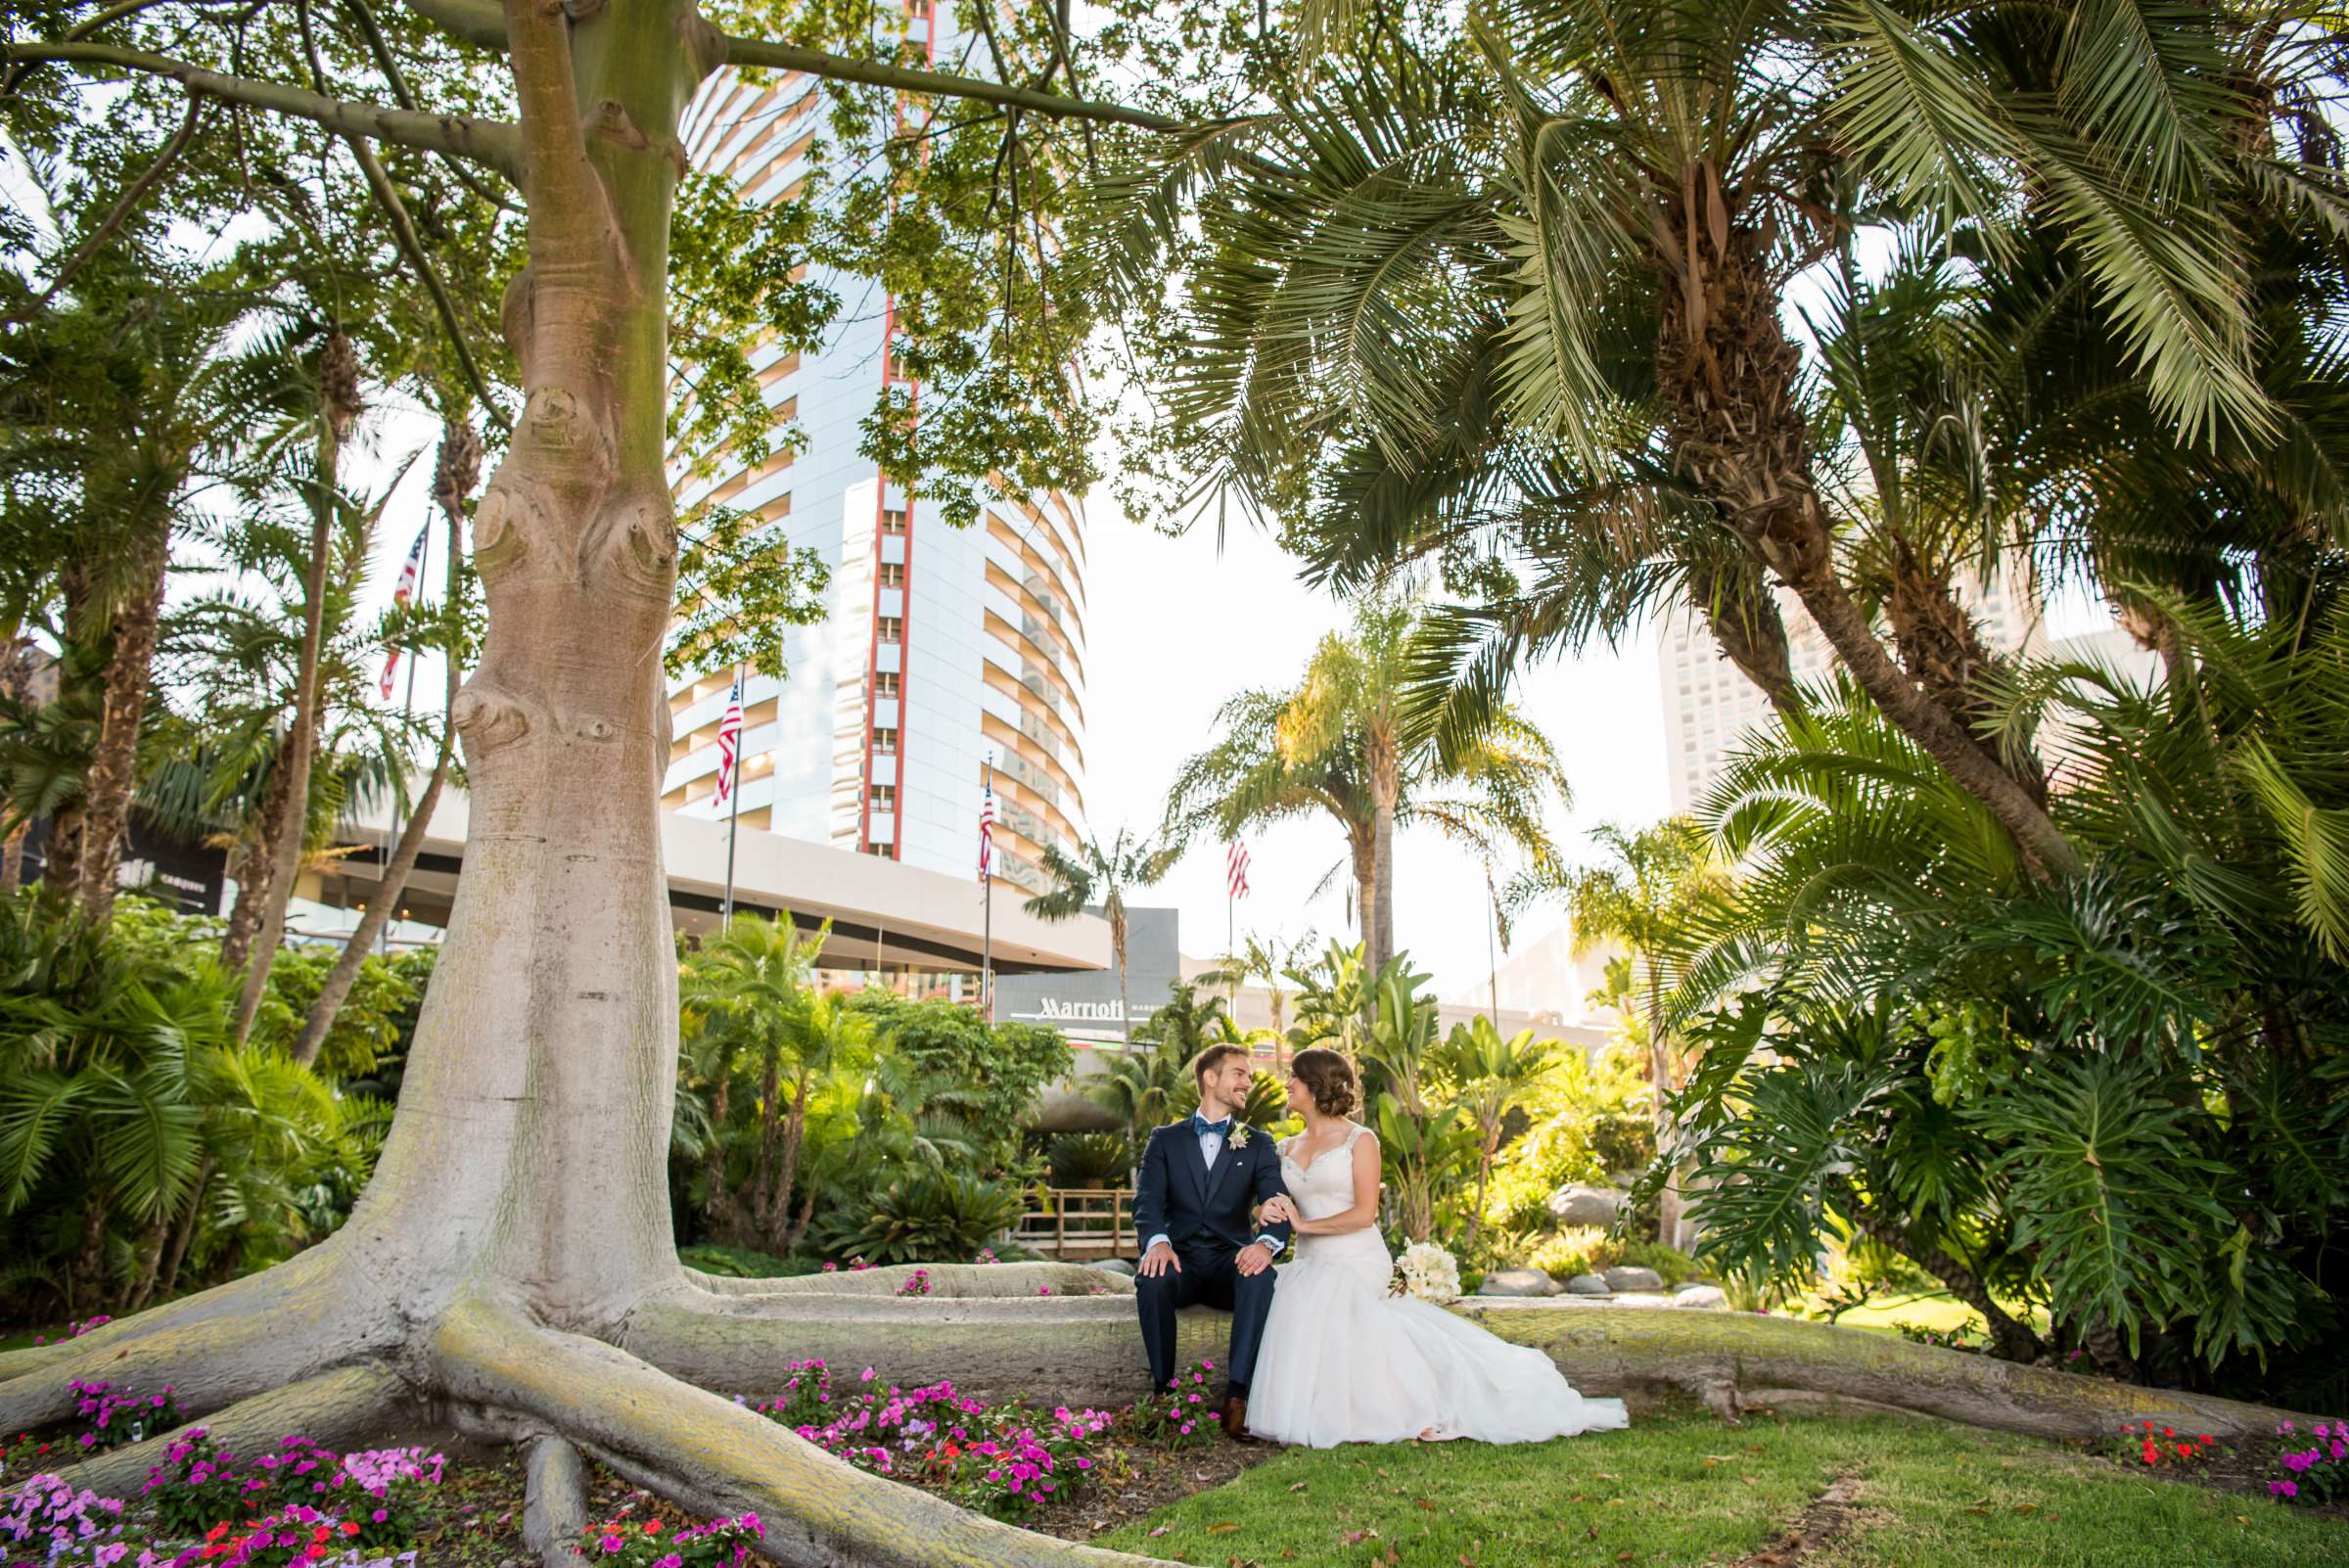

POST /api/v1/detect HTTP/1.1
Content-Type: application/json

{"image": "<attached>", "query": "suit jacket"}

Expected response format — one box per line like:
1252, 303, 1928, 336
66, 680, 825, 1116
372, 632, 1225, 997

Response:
1130, 1118, 1294, 1259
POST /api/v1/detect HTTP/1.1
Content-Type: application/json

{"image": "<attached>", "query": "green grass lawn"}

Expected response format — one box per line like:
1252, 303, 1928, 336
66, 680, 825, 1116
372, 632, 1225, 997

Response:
1098, 1405, 2331, 1566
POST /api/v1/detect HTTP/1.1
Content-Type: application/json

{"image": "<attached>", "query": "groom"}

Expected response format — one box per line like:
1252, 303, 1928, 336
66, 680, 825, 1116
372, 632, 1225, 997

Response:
1130, 1041, 1292, 1440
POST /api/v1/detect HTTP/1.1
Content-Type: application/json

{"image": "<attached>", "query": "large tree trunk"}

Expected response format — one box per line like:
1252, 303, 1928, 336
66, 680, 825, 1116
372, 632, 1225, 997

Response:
234, 332, 362, 1041
1845, 1192, 2043, 1363
77, 518, 171, 927
1653, 214, 2078, 877
289, 418, 478, 1069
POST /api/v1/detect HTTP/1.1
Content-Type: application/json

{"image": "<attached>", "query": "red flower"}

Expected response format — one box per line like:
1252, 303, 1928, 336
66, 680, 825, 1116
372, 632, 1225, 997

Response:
2175, 1444, 2192, 1459
646, 1521, 664, 1534
2161, 1427, 2175, 1439
2141, 1441, 2159, 1464
341, 1521, 361, 1535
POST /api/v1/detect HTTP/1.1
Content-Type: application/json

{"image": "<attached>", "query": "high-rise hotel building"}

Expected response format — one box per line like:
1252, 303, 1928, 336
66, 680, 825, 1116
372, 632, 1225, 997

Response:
659, 6, 1087, 897
1659, 568, 2048, 812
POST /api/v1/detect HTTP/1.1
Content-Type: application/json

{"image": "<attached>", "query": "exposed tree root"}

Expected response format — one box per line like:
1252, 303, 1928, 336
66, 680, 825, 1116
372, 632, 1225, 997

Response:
60, 1362, 414, 1499
523, 1435, 591, 1568
1736, 1472, 1867, 1568
1468, 1304, 2316, 1439
0, 1252, 375, 1433
622, 1287, 1216, 1407
435, 1295, 1156, 1567
684, 1263, 1133, 1301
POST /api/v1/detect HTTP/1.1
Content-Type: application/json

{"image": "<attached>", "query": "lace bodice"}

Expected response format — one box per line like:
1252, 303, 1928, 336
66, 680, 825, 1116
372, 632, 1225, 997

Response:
1279, 1123, 1372, 1222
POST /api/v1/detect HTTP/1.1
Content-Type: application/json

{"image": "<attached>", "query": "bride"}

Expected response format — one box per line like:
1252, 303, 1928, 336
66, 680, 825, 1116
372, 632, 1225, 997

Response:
1246, 1048, 1630, 1449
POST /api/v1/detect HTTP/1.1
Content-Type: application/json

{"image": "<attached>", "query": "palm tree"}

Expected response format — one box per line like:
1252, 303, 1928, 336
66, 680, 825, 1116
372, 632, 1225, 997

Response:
1088, 980, 1239, 1143
1106, 1, 2330, 880
1215, 928, 1315, 1068
1164, 598, 1570, 979
1429, 1017, 1556, 1251
1536, 817, 1725, 1246
1023, 826, 1176, 1040
679, 913, 868, 1256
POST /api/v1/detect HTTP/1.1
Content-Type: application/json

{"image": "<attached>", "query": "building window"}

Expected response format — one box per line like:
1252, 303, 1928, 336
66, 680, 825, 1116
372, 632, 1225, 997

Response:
864, 842, 895, 859
882, 508, 908, 533
870, 785, 897, 811
879, 562, 905, 587
875, 671, 900, 697
877, 617, 903, 643
872, 726, 898, 754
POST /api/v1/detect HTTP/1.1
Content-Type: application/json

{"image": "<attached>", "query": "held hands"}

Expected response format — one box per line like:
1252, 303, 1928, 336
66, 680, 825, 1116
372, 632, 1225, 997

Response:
1234, 1240, 1275, 1277
1259, 1194, 1301, 1229
1137, 1241, 1181, 1278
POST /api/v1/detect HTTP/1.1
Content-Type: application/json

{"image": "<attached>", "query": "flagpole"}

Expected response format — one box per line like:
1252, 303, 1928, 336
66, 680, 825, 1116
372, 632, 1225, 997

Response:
380, 519, 430, 957
719, 665, 743, 929
981, 753, 993, 1023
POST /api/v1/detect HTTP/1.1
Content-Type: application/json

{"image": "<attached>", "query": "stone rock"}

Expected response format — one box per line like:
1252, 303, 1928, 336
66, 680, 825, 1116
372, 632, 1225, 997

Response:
1602, 1265, 1665, 1292
1477, 1268, 1557, 1297
1090, 1258, 1136, 1276
1563, 1273, 1612, 1296
1671, 1284, 1729, 1310
1546, 1183, 1627, 1228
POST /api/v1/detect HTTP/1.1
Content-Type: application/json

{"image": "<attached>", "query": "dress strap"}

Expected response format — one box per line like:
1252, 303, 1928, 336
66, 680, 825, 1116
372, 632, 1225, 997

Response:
1343, 1122, 1370, 1149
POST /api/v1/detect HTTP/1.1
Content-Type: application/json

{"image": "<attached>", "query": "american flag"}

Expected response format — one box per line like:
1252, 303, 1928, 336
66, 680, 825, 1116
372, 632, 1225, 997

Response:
713, 669, 745, 807
1226, 839, 1251, 899
377, 524, 429, 700
978, 775, 995, 883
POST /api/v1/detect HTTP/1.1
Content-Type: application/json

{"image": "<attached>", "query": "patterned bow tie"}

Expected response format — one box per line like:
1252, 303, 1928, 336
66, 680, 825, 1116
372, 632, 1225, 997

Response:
1193, 1116, 1232, 1137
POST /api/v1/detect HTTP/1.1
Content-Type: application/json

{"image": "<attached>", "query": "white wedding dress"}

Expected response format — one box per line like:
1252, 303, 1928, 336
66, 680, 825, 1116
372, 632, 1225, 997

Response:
1247, 1123, 1631, 1449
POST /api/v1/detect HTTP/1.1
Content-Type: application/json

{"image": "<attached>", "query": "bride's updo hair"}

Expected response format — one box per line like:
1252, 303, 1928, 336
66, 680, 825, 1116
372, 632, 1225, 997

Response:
1289, 1048, 1359, 1119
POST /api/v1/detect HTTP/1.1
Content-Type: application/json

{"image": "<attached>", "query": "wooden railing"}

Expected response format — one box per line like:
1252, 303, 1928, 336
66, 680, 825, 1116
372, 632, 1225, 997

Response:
1014, 1187, 1135, 1260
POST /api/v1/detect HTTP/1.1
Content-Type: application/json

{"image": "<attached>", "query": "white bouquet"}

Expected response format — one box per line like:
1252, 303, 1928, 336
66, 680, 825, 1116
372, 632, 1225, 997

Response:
1393, 1241, 1462, 1304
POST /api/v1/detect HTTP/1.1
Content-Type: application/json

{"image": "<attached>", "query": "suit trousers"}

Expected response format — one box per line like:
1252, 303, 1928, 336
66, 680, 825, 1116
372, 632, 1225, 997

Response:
1135, 1244, 1277, 1397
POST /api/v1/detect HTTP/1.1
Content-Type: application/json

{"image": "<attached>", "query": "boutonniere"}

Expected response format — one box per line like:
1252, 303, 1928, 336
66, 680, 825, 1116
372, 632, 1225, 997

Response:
1228, 1126, 1252, 1151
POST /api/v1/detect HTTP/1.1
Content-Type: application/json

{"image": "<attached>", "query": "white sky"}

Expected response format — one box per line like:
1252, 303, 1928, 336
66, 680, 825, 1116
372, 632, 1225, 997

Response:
1076, 514, 1668, 1001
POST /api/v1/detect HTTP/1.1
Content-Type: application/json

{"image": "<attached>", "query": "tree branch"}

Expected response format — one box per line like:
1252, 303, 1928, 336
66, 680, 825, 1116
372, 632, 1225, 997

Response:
341, 0, 522, 212
11, 93, 206, 322
497, 0, 601, 270
2, 40, 525, 182
724, 36, 1180, 131
342, 130, 513, 429
403, 0, 1180, 132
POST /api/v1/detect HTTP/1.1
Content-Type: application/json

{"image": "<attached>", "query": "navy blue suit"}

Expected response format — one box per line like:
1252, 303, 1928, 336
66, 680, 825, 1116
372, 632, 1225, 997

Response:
1130, 1118, 1293, 1396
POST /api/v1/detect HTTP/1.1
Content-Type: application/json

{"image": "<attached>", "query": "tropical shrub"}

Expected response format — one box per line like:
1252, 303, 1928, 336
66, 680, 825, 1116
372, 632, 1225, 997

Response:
1045, 1131, 1130, 1189
0, 894, 387, 1323
1676, 609, 2349, 1399
674, 1245, 816, 1279
809, 1170, 1026, 1267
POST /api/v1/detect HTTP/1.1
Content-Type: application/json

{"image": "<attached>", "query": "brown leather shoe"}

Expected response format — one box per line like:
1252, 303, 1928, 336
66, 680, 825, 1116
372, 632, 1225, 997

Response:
1221, 1394, 1255, 1443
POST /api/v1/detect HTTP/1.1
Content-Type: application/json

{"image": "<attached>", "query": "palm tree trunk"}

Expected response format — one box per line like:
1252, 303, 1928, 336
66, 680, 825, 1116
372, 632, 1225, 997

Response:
1654, 224, 2077, 877
751, 1041, 781, 1233
769, 1073, 810, 1256
235, 336, 360, 1041
1691, 555, 1801, 716
1646, 961, 1684, 1248
1112, 903, 1130, 1042
289, 510, 466, 1066
77, 518, 171, 928
1366, 729, 1399, 979
1, 636, 37, 894
217, 789, 288, 975
123, 1216, 171, 1316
